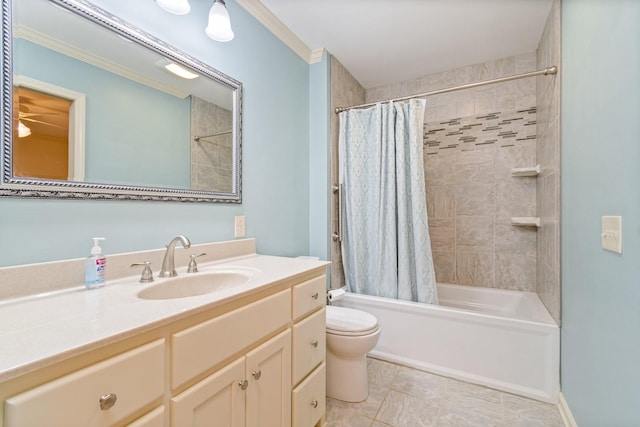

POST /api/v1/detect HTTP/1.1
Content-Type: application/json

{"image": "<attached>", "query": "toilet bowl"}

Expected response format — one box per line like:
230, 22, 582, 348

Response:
326, 305, 381, 402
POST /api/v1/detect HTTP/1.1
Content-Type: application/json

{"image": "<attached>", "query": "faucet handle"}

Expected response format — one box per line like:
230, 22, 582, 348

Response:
130, 261, 154, 283
187, 253, 207, 273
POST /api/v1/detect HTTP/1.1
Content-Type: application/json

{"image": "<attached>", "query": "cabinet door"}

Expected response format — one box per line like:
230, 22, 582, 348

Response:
245, 330, 292, 427
171, 357, 246, 427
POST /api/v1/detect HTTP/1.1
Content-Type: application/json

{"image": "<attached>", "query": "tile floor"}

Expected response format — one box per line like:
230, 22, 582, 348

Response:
325, 358, 565, 427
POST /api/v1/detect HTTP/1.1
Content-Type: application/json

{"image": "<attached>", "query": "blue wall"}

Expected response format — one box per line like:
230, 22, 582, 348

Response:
562, 0, 640, 424
0, 0, 314, 266
15, 39, 191, 187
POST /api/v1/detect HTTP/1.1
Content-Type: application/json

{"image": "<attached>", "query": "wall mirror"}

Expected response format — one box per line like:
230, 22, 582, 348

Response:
1, 0, 242, 203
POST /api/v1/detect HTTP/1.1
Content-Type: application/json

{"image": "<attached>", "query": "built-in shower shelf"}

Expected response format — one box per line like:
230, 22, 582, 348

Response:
511, 217, 541, 227
511, 165, 540, 177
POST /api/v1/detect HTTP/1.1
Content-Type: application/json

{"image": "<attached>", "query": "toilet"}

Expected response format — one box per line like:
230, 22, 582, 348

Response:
325, 305, 381, 402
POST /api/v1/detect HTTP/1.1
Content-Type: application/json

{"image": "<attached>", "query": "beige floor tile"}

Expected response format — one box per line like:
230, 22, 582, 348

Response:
367, 358, 400, 387
443, 378, 504, 419
502, 393, 565, 427
437, 400, 506, 427
376, 390, 441, 426
390, 366, 446, 399
326, 398, 375, 427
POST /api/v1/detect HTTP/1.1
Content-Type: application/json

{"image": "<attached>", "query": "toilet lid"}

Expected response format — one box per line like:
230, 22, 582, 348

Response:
326, 305, 378, 334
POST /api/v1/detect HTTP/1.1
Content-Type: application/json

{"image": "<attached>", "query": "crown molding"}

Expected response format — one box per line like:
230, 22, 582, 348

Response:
309, 48, 326, 64
235, 0, 323, 64
14, 25, 189, 99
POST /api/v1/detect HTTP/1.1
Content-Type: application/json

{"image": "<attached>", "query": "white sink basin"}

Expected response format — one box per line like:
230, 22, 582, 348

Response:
137, 270, 251, 300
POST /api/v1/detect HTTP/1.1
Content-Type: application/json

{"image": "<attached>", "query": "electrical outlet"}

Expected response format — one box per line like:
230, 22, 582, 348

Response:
235, 215, 246, 238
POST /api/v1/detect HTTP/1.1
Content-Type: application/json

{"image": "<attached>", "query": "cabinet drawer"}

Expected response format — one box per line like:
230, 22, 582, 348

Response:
292, 275, 326, 320
292, 308, 326, 385
292, 363, 326, 427
127, 405, 165, 427
5, 339, 165, 427
172, 289, 291, 389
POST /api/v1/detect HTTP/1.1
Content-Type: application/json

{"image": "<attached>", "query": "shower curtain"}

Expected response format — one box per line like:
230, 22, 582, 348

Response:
339, 99, 438, 304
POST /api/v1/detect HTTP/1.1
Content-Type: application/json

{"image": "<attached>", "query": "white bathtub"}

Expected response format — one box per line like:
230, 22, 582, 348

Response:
334, 283, 559, 403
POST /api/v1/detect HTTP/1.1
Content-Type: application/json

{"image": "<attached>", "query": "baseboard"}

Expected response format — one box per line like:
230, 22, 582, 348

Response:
558, 392, 578, 427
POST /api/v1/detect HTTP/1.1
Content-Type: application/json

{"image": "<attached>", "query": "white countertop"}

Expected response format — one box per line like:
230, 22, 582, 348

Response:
0, 254, 329, 382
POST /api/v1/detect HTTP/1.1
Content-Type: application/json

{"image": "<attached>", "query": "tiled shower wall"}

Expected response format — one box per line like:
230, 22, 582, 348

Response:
423, 109, 538, 290
329, 56, 365, 289
365, 53, 540, 291
536, 0, 562, 324
190, 96, 233, 192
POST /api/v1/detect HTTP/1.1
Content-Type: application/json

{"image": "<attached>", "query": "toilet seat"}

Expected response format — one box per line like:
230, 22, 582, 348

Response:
326, 305, 379, 336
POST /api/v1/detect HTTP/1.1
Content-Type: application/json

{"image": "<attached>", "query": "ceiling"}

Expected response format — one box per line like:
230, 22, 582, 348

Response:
255, 0, 553, 89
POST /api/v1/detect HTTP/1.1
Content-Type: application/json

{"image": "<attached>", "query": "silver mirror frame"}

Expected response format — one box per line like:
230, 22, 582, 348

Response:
0, 0, 243, 203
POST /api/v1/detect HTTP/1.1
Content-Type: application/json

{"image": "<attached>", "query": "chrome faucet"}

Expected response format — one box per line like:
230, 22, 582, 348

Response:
159, 235, 191, 277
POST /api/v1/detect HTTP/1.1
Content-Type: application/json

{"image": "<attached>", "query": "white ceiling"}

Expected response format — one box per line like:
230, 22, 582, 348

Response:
256, 0, 553, 89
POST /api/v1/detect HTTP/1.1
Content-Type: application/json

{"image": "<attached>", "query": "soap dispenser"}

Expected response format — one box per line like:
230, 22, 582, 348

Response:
85, 237, 107, 289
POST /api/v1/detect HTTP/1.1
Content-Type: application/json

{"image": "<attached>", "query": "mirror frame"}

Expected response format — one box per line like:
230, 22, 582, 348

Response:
0, 0, 243, 203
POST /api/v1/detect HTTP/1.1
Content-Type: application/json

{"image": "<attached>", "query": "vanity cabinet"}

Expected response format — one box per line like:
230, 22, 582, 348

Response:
2, 269, 327, 427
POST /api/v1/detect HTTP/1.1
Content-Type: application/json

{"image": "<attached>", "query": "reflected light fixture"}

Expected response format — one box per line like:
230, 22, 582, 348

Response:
155, 0, 191, 15
164, 63, 199, 80
205, 0, 234, 42
18, 120, 31, 138
155, 59, 200, 80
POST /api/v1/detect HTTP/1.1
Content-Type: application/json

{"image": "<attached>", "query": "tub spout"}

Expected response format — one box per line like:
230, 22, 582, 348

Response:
159, 235, 191, 277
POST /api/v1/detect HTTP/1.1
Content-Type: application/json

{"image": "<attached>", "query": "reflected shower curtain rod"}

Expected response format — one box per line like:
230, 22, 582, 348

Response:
335, 66, 558, 114
193, 130, 232, 142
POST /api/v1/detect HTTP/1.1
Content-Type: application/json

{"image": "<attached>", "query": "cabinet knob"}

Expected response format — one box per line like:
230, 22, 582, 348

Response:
238, 380, 249, 390
311, 339, 318, 348
311, 292, 319, 300
99, 393, 118, 411
252, 370, 262, 380
311, 399, 319, 408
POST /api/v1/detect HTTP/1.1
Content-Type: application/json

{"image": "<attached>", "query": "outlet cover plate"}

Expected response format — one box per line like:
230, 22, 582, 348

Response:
235, 215, 246, 238
601, 215, 622, 254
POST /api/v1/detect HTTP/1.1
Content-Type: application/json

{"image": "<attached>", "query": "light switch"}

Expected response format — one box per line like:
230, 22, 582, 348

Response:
235, 215, 246, 238
601, 216, 622, 254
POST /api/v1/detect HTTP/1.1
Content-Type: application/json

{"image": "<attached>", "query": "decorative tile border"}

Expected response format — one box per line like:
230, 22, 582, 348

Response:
424, 107, 537, 155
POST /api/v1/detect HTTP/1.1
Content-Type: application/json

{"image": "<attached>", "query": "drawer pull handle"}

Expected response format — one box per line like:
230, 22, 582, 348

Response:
252, 370, 262, 380
239, 380, 249, 390
311, 399, 319, 408
311, 339, 318, 348
99, 393, 117, 411
311, 292, 319, 300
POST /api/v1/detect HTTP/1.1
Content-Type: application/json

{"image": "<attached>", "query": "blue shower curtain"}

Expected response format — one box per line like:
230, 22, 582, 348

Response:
339, 99, 438, 304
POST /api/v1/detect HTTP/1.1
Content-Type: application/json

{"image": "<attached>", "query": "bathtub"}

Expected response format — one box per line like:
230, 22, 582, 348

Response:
334, 283, 559, 403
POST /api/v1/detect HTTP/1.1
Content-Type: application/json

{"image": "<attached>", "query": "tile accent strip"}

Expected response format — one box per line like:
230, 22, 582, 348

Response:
424, 107, 537, 155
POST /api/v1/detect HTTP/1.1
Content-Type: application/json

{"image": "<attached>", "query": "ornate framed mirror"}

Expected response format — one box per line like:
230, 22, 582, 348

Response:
1, 0, 242, 202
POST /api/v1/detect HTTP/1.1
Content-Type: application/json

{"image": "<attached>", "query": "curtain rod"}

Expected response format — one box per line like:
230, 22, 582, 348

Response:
335, 66, 558, 114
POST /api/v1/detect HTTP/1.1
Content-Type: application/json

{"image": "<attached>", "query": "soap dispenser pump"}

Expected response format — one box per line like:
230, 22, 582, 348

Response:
85, 237, 107, 289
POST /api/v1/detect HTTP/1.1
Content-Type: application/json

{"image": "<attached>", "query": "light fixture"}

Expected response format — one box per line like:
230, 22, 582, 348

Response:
156, 0, 191, 15
205, 0, 234, 42
18, 120, 31, 138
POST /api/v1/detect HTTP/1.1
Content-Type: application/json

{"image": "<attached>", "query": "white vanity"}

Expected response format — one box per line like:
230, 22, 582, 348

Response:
0, 239, 328, 427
